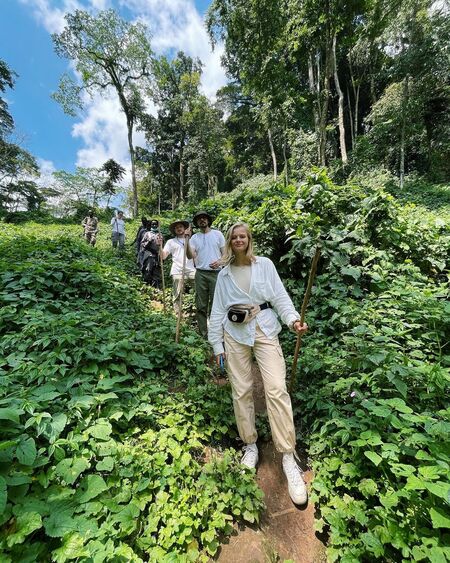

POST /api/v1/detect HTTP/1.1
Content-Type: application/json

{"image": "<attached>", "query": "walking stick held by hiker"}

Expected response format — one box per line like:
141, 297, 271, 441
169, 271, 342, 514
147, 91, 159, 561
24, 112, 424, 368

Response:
289, 247, 321, 395
158, 225, 166, 312
175, 227, 189, 343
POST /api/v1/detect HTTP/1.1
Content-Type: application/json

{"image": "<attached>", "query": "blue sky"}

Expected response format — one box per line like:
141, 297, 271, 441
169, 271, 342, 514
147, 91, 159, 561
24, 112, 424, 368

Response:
0, 0, 226, 190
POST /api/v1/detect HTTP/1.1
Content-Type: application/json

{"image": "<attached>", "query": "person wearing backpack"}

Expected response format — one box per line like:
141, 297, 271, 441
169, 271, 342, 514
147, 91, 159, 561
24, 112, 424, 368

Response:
140, 219, 163, 287
82, 210, 99, 246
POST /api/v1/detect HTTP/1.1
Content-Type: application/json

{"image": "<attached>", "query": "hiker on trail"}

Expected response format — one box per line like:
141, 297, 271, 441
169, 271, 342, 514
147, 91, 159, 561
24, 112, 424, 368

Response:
111, 211, 125, 249
208, 222, 309, 506
140, 219, 163, 287
186, 211, 225, 338
162, 220, 195, 313
134, 217, 148, 267
82, 210, 98, 246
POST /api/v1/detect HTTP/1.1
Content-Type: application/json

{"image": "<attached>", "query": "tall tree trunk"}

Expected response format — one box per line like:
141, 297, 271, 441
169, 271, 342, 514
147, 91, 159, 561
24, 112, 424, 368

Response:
349, 52, 360, 141
318, 49, 331, 167
308, 53, 320, 163
347, 85, 355, 148
268, 128, 277, 180
399, 75, 410, 189
332, 34, 348, 164
282, 129, 289, 185
126, 114, 138, 218
179, 139, 185, 203
355, 84, 360, 138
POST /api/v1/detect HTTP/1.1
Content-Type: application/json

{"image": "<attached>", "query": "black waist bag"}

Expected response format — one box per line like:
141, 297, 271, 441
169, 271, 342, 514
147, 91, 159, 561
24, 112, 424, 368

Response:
227, 302, 272, 323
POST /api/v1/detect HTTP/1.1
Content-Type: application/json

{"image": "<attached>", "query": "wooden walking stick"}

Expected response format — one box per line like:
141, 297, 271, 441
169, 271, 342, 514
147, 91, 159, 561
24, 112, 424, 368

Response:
289, 246, 321, 395
158, 225, 166, 313
175, 231, 188, 343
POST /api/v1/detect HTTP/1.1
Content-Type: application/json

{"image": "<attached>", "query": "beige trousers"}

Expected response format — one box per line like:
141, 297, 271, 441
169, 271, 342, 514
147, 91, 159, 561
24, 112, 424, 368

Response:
224, 326, 296, 453
172, 273, 195, 314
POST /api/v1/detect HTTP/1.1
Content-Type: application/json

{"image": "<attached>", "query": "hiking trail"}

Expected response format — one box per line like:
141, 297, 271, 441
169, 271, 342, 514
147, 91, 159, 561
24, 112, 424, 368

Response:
214, 363, 326, 563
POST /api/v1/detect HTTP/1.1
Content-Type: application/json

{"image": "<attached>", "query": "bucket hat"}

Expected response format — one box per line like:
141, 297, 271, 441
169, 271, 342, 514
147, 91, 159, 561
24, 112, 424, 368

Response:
193, 211, 213, 227
169, 219, 190, 235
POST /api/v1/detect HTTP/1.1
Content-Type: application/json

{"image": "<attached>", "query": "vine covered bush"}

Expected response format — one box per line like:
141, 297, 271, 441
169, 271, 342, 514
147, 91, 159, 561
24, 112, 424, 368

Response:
0, 232, 264, 561
190, 171, 450, 561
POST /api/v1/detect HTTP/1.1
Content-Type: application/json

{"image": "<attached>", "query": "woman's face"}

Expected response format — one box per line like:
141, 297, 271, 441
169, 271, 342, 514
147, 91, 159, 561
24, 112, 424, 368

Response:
231, 226, 249, 254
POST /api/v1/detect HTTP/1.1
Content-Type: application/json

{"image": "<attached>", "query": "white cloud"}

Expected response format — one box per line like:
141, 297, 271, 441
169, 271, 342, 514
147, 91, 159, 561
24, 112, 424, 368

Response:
36, 157, 56, 186
124, 0, 227, 98
18, 0, 82, 34
20, 0, 228, 176
72, 91, 148, 192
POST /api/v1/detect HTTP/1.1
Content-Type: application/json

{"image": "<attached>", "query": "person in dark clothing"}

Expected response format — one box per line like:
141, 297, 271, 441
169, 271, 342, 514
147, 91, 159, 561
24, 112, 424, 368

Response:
140, 219, 163, 287
134, 217, 148, 268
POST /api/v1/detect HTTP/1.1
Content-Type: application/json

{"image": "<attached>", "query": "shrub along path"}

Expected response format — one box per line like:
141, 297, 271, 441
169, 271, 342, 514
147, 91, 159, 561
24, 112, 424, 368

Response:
216, 364, 326, 563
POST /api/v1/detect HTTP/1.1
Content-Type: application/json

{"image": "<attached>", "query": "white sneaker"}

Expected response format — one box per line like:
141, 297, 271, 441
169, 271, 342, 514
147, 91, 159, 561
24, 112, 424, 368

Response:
241, 443, 259, 469
282, 453, 308, 505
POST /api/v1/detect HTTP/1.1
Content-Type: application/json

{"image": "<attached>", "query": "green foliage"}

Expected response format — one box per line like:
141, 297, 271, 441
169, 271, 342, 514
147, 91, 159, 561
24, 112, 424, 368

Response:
187, 170, 449, 561
0, 226, 264, 560
0, 59, 41, 213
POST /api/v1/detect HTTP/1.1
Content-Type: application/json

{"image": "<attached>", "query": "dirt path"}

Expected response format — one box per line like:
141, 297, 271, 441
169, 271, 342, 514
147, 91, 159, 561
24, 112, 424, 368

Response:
215, 364, 326, 563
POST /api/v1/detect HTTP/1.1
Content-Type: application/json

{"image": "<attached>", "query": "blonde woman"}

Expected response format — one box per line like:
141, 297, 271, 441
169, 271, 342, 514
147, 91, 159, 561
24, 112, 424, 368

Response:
208, 223, 309, 505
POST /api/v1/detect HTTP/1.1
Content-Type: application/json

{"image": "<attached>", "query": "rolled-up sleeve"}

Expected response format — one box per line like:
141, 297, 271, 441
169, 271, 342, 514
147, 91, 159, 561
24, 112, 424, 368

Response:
208, 274, 227, 355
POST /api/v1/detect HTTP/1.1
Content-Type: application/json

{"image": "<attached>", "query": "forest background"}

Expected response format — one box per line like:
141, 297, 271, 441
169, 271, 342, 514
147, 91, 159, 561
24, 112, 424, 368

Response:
0, 0, 449, 562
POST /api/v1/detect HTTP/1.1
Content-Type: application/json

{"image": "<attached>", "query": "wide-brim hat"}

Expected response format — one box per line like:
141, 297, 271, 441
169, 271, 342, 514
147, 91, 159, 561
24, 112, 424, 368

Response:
169, 220, 190, 235
193, 211, 213, 227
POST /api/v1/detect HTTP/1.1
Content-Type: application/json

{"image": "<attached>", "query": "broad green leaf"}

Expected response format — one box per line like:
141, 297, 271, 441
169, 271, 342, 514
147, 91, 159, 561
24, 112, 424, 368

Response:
6, 512, 42, 547
87, 420, 112, 440
52, 532, 88, 562
0, 408, 23, 424
55, 457, 90, 485
380, 492, 399, 509
425, 481, 450, 501
16, 437, 36, 466
364, 451, 382, 466
96, 456, 114, 471
0, 439, 19, 451
76, 474, 107, 503
359, 478, 378, 497
44, 504, 75, 538
367, 352, 387, 366
405, 475, 426, 490
341, 266, 361, 280
384, 398, 413, 413
6, 473, 32, 486
419, 465, 444, 480
359, 430, 383, 446
429, 547, 448, 563
429, 507, 450, 529
46, 413, 68, 442
390, 463, 415, 477
111, 502, 140, 533
361, 531, 384, 557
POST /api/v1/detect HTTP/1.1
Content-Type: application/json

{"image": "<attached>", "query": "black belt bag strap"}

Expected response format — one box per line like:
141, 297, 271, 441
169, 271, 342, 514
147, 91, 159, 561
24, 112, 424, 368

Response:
228, 302, 272, 323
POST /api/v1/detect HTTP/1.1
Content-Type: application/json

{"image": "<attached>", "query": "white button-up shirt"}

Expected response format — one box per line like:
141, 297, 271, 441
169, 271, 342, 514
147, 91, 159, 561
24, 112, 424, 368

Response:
208, 256, 300, 355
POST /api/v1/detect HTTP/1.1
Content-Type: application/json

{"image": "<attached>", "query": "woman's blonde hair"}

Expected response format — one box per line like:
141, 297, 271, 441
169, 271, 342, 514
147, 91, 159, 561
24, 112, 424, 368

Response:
221, 222, 256, 266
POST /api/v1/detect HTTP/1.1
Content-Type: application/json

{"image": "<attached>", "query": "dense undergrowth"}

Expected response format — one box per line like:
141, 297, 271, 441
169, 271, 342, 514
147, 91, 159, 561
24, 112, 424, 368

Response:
188, 171, 450, 562
1, 172, 449, 562
0, 229, 264, 561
